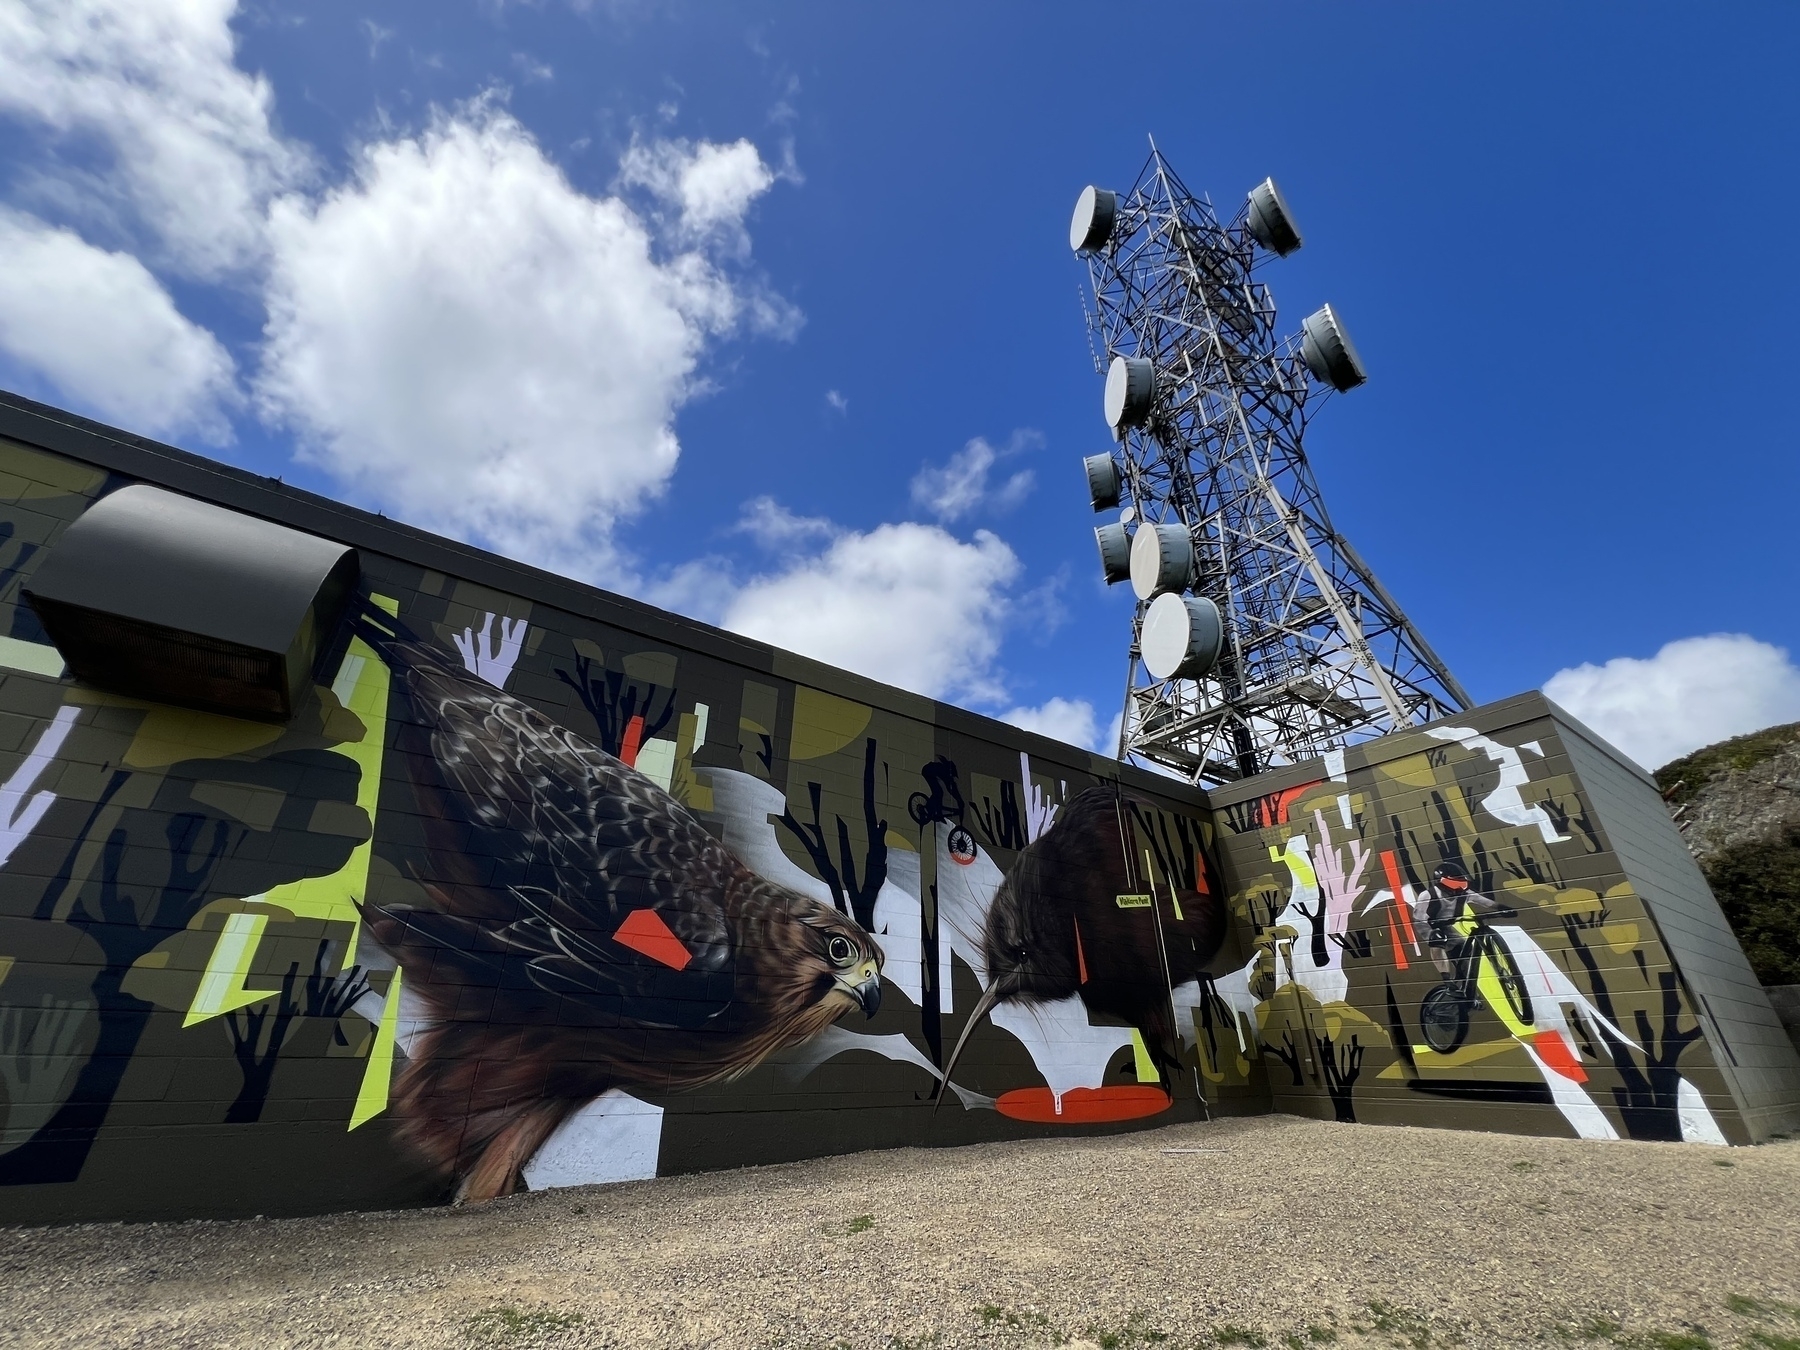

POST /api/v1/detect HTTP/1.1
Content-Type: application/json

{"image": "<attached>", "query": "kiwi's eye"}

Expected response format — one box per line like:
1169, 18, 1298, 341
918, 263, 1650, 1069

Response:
827, 935, 854, 965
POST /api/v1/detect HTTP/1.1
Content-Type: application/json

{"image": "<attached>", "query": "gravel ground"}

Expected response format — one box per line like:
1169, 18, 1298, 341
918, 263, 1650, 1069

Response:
2, 1115, 1797, 1350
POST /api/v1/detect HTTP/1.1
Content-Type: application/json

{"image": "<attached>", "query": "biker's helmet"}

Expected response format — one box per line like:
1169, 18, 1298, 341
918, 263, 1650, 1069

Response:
1430, 861, 1471, 893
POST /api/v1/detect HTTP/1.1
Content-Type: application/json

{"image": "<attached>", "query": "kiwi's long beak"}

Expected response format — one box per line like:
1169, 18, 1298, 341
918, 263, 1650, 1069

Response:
932, 980, 1004, 1118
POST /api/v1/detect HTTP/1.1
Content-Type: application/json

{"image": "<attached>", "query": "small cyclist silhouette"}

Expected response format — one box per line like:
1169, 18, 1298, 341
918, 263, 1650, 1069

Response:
1414, 861, 1534, 1053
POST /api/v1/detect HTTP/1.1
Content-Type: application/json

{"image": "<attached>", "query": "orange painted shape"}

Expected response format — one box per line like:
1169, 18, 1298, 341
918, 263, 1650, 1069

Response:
1532, 1029, 1587, 1082
1192, 851, 1211, 895
1074, 918, 1089, 985
1380, 850, 1420, 951
614, 907, 691, 971
1386, 917, 1409, 971
995, 1085, 1173, 1124
1273, 781, 1322, 825
620, 714, 646, 767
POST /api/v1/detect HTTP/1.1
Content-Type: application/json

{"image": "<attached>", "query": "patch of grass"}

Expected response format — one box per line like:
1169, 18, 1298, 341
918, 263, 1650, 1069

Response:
1728, 1295, 1800, 1321
1084, 1312, 1169, 1348
1210, 1328, 1266, 1348
846, 1214, 876, 1234
1306, 1329, 1338, 1345
1713, 1159, 1735, 1168
1747, 1335, 1800, 1350
1509, 1161, 1538, 1173
1640, 1332, 1710, 1350
463, 1306, 585, 1342
975, 1304, 1051, 1333
885, 1335, 940, 1350
1655, 723, 1800, 806
1357, 1301, 1459, 1349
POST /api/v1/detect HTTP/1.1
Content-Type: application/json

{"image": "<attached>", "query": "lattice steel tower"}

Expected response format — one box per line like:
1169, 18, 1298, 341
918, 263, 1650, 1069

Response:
1071, 149, 1469, 784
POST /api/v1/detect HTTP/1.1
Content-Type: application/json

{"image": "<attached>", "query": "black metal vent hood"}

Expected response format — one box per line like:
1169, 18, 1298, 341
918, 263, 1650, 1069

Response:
24, 484, 359, 722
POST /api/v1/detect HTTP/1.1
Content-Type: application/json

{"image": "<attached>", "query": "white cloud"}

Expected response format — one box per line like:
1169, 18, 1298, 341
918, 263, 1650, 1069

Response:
722, 518, 1020, 704
1000, 698, 1104, 752
0, 0, 306, 278
1543, 633, 1800, 770
824, 389, 848, 414
256, 108, 783, 579
619, 136, 775, 250
910, 433, 1036, 524
735, 495, 834, 549
0, 209, 235, 441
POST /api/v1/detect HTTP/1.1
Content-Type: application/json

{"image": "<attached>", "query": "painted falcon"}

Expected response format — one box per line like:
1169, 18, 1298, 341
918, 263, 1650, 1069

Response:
354, 622, 883, 1202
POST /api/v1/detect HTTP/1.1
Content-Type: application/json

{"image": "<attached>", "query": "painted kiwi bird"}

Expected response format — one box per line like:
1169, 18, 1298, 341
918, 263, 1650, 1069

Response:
939, 785, 1227, 1099
351, 617, 883, 1202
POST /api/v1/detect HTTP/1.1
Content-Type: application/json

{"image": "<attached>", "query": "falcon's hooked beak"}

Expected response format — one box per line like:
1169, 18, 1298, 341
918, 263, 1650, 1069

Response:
834, 959, 882, 1019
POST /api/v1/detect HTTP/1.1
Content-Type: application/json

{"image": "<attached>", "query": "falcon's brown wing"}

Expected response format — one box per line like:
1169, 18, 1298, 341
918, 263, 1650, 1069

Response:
370, 637, 740, 1029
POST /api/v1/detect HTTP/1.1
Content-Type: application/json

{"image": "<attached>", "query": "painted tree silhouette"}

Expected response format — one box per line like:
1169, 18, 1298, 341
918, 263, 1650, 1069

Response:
778, 737, 889, 931
1318, 1032, 1365, 1123
224, 940, 370, 1124
555, 651, 677, 760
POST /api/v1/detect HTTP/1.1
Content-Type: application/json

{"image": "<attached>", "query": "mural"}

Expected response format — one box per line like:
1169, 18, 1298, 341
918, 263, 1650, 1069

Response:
0, 424, 1777, 1223
1205, 729, 1737, 1145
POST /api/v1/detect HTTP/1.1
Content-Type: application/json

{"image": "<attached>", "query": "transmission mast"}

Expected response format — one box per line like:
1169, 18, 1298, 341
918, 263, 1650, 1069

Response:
1070, 149, 1469, 785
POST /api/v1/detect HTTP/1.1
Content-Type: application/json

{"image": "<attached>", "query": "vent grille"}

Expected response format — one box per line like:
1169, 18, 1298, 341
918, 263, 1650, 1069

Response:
32, 598, 293, 721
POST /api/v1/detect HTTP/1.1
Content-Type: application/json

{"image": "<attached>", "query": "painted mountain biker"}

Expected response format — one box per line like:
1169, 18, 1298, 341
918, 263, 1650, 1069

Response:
1416, 861, 1511, 979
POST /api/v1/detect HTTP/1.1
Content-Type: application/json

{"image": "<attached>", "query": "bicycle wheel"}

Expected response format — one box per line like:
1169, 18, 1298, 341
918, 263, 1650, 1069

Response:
1484, 931, 1534, 1025
1420, 982, 1470, 1054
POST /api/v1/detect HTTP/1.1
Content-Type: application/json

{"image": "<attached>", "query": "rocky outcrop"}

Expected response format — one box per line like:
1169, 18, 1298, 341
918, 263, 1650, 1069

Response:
1657, 722, 1800, 865
1656, 723, 1800, 991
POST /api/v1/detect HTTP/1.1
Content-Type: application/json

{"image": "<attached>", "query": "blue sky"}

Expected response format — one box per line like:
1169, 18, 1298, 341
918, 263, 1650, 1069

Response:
1, 2, 1796, 768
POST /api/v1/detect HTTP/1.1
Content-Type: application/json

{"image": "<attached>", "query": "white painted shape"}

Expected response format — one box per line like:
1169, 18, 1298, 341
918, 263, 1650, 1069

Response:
989, 994, 1133, 1112
1322, 748, 1346, 782
1424, 726, 1570, 844
1491, 924, 1640, 1049
452, 613, 528, 690
0, 703, 78, 868
933, 827, 1006, 1011
774, 1025, 994, 1109
1337, 793, 1354, 830
692, 702, 708, 748
872, 848, 923, 1005
633, 738, 676, 792
698, 768, 834, 906
1019, 750, 1058, 842
1520, 740, 1544, 757
1520, 1043, 1620, 1140
1678, 1077, 1729, 1145
522, 1089, 664, 1189
0, 635, 64, 678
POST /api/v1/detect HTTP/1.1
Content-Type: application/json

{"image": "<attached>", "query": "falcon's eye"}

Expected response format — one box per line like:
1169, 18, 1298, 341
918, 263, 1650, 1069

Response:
827, 934, 855, 965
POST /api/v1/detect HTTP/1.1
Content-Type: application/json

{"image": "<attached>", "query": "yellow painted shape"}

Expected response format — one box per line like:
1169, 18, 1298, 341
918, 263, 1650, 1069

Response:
0, 955, 13, 988
0, 439, 108, 497
259, 600, 397, 964
183, 910, 274, 1026
181, 596, 398, 1024
349, 967, 402, 1130
122, 704, 284, 769
1130, 1028, 1159, 1086
1476, 955, 1534, 1038
1378, 1037, 1521, 1078
789, 686, 871, 761
1377, 752, 1440, 789
1600, 922, 1641, 954
1270, 837, 1317, 891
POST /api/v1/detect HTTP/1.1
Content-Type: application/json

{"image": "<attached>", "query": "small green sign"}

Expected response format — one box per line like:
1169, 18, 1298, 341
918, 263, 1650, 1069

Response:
1115, 893, 1153, 909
